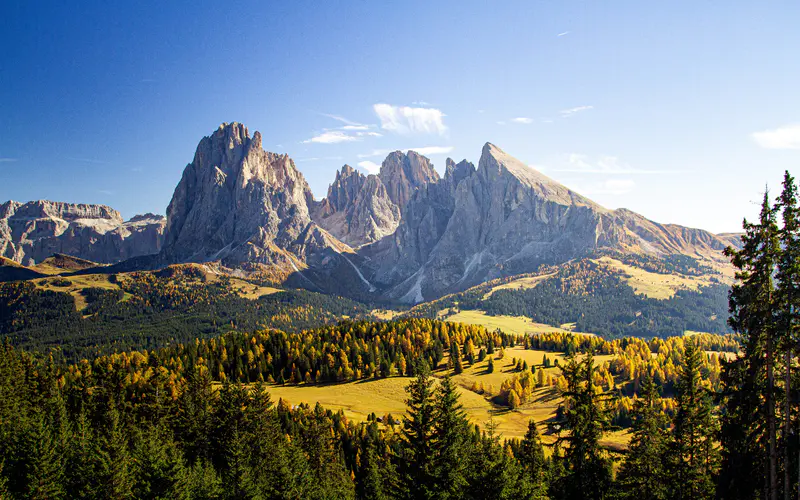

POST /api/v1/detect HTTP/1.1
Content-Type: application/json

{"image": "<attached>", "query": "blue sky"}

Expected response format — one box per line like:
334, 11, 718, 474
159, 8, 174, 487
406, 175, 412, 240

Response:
1, 0, 798, 233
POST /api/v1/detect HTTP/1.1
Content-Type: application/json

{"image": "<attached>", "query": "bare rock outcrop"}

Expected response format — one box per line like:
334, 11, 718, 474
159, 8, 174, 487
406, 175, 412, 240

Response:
377, 151, 440, 212
311, 165, 401, 247
0, 200, 165, 265
160, 122, 366, 286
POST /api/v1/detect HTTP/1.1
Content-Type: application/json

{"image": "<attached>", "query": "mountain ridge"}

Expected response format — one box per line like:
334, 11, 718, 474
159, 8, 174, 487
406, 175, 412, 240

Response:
0, 122, 742, 305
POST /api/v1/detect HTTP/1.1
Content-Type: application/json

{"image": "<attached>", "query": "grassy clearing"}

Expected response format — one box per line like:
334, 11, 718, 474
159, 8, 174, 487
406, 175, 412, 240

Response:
483, 273, 555, 298
446, 310, 577, 336
33, 274, 120, 311
264, 345, 624, 444
227, 278, 282, 299
592, 256, 719, 299
371, 309, 403, 321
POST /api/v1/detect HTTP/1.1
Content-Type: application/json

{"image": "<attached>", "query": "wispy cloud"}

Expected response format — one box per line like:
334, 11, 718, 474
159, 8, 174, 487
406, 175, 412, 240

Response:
304, 114, 382, 144
131, 167, 143, 173
98, 189, 115, 195
412, 101, 430, 106
752, 124, 800, 150
321, 113, 364, 127
358, 149, 392, 159
511, 117, 533, 124
557, 31, 570, 37
496, 121, 507, 126
303, 131, 360, 144
559, 105, 593, 118
357, 161, 381, 174
553, 154, 675, 175
373, 103, 448, 136
0, 158, 17, 163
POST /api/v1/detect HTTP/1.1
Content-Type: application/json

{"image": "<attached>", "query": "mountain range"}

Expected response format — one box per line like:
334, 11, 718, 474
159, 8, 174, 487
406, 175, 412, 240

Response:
0, 122, 740, 304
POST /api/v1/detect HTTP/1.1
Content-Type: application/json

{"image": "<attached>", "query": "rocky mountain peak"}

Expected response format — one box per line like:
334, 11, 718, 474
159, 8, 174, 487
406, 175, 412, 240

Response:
161, 123, 346, 278
479, 142, 599, 209
311, 163, 401, 248
378, 150, 440, 211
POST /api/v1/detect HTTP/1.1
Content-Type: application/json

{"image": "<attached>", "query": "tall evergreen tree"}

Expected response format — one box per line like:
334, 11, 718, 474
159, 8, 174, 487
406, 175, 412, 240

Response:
669, 339, 719, 500
775, 171, 800, 499
432, 376, 469, 499
400, 370, 437, 499
517, 420, 548, 499
720, 191, 781, 499
616, 373, 669, 500
131, 424, 189, 500
552, 352, 613, 500
95, 400, 135, 499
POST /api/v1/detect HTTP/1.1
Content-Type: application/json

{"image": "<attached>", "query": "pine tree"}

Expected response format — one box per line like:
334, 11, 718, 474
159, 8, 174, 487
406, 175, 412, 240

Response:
400, 371, 437, 499
720, 191, 781, 499
23, 409, 66, 499
96, 400, 135, 499
552, 352, 613, 500
131, 424, 189, 500
431, 376, 468, 499
517, 420, 548, 499
669, 340, 718, 500
176, 367, 215, 464
775, 171, 800, 499
616, 373, 669, 500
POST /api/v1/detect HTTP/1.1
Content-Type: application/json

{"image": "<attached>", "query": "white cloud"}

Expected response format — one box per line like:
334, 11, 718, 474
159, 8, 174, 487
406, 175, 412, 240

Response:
303, 131, 360, 144
341, 125, 370, 131
358, 149, 392, 159
412, 101, 430, 106
752, 124, 800, 150
357, 161, 381, 174
0, 158, 17, 162
373, 103, 448, 135
559, 105, 593, 118
511, 117, 533, 124
557, 31, 570, 37
321, 113, 364, 127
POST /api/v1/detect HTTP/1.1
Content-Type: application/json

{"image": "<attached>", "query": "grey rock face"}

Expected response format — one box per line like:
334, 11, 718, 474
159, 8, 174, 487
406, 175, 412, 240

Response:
377, 151, 440, 212
311, 165, 401, 247
160, 122, 350, 279
0, 200, 165, 265
361, 143, 735, 303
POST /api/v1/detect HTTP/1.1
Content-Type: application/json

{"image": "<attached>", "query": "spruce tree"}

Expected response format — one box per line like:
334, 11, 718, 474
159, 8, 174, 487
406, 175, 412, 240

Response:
669, 339, 719, 500
616, 373, 669, 500
775, 171, 800, 499
432, 376, 468, 499
131, 424, 189, 500
552, 352, 613, 500
400, 370, 437, 499
96, 400, 135, 499
720, 191, 781, 499
517, 420, 548, 499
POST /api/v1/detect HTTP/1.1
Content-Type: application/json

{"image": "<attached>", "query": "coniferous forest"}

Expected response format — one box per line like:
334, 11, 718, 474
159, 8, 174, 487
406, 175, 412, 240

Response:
0, 171, 799, 499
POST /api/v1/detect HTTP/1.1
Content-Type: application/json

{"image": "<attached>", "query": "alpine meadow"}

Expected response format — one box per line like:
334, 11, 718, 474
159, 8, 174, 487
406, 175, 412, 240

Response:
2, 1, 800, 499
